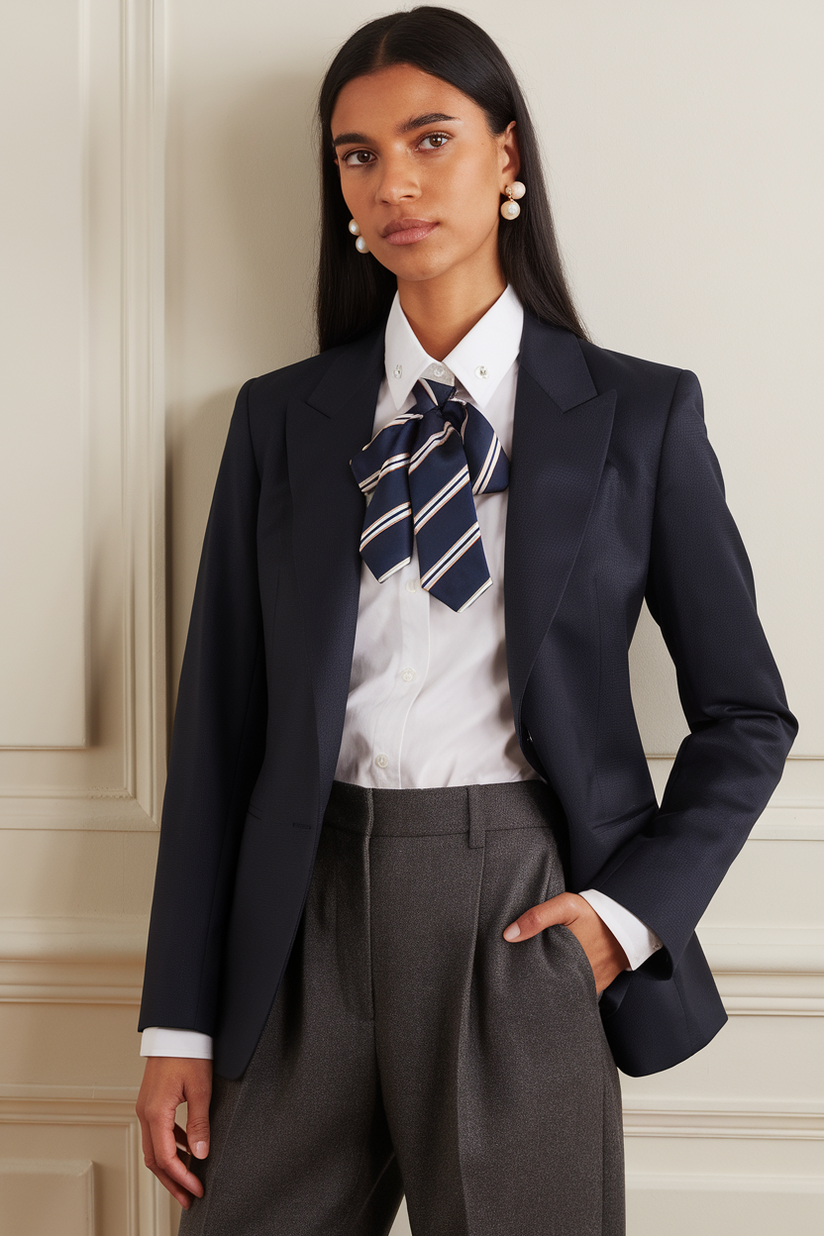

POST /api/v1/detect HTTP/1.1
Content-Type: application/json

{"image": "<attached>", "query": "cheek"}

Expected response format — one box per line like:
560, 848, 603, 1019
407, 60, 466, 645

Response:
440, 160, 500, 232
447, 187, 500, 246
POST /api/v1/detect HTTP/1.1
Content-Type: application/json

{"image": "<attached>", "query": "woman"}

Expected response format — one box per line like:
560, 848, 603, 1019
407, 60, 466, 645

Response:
136, 8, 797, 1234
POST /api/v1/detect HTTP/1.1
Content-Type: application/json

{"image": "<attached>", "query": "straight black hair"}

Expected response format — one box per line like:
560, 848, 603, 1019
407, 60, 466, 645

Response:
316, 6, 587, 352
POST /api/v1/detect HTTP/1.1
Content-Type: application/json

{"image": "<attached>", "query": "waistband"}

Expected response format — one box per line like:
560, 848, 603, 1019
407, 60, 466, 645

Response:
324, 779, 565, 849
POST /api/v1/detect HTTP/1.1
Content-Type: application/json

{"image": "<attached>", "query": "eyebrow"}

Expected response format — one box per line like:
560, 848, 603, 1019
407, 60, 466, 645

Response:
332, 113, 459, 148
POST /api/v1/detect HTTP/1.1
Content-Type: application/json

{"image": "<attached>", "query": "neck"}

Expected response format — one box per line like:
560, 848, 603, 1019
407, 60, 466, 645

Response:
397, 268, 507, 361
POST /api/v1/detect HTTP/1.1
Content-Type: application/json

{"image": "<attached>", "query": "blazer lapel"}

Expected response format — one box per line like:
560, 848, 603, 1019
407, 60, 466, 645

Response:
505, 313, 617, 735
285, 322, 385, 793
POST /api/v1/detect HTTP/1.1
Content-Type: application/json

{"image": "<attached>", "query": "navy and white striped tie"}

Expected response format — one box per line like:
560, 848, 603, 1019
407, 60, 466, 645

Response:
350, 377, 509, 612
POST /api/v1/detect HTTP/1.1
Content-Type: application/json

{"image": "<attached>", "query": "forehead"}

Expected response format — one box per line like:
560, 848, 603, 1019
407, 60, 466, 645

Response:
330, 63, 482, 133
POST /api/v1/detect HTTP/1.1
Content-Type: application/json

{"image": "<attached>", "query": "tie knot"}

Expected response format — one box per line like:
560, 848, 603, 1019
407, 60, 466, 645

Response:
415, 377, 456, 413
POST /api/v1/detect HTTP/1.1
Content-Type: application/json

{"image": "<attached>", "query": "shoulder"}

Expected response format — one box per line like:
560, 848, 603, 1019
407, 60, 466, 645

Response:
230, 338, 367, 461
520, 313, 699, 428
243, 348, 338, 415
578, 338, 707, 461
578, 336, 694, 408
239, 321, 386, 436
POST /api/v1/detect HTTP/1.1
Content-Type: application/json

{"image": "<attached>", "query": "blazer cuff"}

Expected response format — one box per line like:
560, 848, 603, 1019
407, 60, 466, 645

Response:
140, 1027, 214, 1059
578, 889, 663, 970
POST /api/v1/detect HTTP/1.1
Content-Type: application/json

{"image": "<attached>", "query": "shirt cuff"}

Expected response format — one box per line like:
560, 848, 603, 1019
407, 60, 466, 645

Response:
578, 889, 663, 971
140, 1027, 214, 1059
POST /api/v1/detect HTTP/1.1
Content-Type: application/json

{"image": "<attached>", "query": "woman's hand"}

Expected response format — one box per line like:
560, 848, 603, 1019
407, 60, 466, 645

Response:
136, 1056, 213, 1209
503, 892, 629, 992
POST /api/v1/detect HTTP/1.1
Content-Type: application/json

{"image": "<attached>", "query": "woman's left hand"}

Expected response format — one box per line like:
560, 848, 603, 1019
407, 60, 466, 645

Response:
503, 892, 629, 993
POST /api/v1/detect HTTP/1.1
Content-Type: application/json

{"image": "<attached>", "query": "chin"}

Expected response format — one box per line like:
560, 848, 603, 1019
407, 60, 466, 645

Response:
381, 249, 455, 284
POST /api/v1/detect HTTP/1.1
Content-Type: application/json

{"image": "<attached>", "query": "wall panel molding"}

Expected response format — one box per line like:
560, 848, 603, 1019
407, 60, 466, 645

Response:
0, 1157, 95, 1236
623, 1101, 824, 1140
121, 0, 167, 824
0, 0, 166, 830
0, 1096, 175, 1236
0, 0, 89, 749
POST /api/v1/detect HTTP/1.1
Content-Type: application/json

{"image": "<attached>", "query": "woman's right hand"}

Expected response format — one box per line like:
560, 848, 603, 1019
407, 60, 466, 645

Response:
136, 1056, 213, 1209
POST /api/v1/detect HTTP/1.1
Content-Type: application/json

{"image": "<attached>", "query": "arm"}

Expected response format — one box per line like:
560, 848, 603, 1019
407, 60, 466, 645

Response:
139, 378, 267, 1036
586, 369, 797, 973
503, 369, 796, 985
137, 380, 267, 1204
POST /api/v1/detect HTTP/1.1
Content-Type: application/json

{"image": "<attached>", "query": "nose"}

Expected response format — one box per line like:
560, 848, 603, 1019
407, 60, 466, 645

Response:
375, 152, 420, 206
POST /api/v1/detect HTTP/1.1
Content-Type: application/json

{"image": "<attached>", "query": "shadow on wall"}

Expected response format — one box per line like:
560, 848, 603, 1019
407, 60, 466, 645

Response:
166, 68, 325, 696
168, 68, 324, 369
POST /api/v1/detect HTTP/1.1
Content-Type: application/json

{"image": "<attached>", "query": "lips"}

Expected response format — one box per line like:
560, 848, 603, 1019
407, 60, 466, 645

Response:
381, 218, 439, 245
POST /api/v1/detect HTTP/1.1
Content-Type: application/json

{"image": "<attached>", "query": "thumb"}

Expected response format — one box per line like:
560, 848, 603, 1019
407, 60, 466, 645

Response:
503, 892, 580, 941
185, 1077, 212, 1160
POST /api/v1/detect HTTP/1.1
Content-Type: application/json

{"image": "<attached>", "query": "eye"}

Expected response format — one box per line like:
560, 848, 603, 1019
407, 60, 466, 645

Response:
341, 149, 376, 167
419, 132, 451, 150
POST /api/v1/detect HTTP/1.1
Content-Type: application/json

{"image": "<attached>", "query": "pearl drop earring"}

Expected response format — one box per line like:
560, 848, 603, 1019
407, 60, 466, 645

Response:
500, 181, 526, 220
348, 219, 369, 253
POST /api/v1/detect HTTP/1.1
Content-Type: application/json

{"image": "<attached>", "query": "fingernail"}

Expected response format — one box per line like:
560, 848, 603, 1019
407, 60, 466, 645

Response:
503, 923, 520, 940
194, 1142, 208, 1159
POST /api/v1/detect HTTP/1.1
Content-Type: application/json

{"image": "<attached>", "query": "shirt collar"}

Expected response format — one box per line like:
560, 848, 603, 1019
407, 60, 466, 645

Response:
384, 284, 524, 412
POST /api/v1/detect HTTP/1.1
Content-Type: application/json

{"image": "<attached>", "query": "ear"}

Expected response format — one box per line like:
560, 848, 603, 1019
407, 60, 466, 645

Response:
498, 120, 520, 186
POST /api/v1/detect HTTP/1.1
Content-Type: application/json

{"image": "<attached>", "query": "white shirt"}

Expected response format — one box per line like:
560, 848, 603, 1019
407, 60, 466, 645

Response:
334, 283, 533, 789
141, 286, 660, 1060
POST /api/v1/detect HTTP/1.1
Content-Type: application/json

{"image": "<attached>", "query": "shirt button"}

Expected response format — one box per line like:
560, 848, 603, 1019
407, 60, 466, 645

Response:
375, 753, 389, 769
401, 668, 417, 683
405, 578, 419, 592
475, 365, 489, 379
432, 364, 445, 378
393, 364, 402, 379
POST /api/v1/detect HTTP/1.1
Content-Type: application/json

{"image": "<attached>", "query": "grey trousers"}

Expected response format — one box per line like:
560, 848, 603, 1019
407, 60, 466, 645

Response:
180, 780, 625, 1235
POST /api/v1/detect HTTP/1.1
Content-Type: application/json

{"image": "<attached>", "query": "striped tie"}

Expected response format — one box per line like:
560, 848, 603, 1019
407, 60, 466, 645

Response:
350, 377, 509, 612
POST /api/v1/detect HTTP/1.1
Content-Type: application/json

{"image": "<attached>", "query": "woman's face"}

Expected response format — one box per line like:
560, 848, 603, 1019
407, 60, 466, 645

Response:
331, 64, 519, 294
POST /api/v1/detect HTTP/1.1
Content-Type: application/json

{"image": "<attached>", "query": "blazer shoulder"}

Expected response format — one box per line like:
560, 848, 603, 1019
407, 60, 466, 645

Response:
237, 346, 351, 458
242, 320, 386, 431
244, 349, 336, 412
578, 337, 688, 405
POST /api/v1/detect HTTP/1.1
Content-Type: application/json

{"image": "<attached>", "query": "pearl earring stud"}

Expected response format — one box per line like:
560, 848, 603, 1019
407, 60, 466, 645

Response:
500, 181, 526, 220
348, 218, 369, 253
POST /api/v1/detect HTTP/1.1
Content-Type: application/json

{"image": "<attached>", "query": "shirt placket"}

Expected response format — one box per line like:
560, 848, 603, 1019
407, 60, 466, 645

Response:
368, 551, 431, 788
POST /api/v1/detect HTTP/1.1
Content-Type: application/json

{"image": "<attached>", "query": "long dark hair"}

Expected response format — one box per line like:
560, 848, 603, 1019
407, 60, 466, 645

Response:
316, 6, 587, 351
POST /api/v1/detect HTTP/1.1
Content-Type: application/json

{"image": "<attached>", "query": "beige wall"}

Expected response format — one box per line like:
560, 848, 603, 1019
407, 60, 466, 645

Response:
0, 1, 820, 1232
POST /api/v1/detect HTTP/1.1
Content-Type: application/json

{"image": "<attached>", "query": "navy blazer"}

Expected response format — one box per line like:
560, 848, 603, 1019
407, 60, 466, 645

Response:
139, 311, 797, 1079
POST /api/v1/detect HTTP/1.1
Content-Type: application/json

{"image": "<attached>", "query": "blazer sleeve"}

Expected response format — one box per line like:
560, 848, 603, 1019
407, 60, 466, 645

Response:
589, 368, 798, 977
138, 380, 268, 1036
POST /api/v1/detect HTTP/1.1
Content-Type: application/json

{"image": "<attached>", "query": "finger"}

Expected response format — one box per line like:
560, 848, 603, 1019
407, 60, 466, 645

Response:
147, 1105, 205, 1198
185, 1074, 212, 1161
145, 1159, 198, 1210
141, 1116, 200, 1208
503, 892, 579, 941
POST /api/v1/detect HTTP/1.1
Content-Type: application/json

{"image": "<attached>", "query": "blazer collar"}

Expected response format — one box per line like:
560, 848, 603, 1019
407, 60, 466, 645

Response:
518, 308, 598, 409
304, 320, 386, 418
